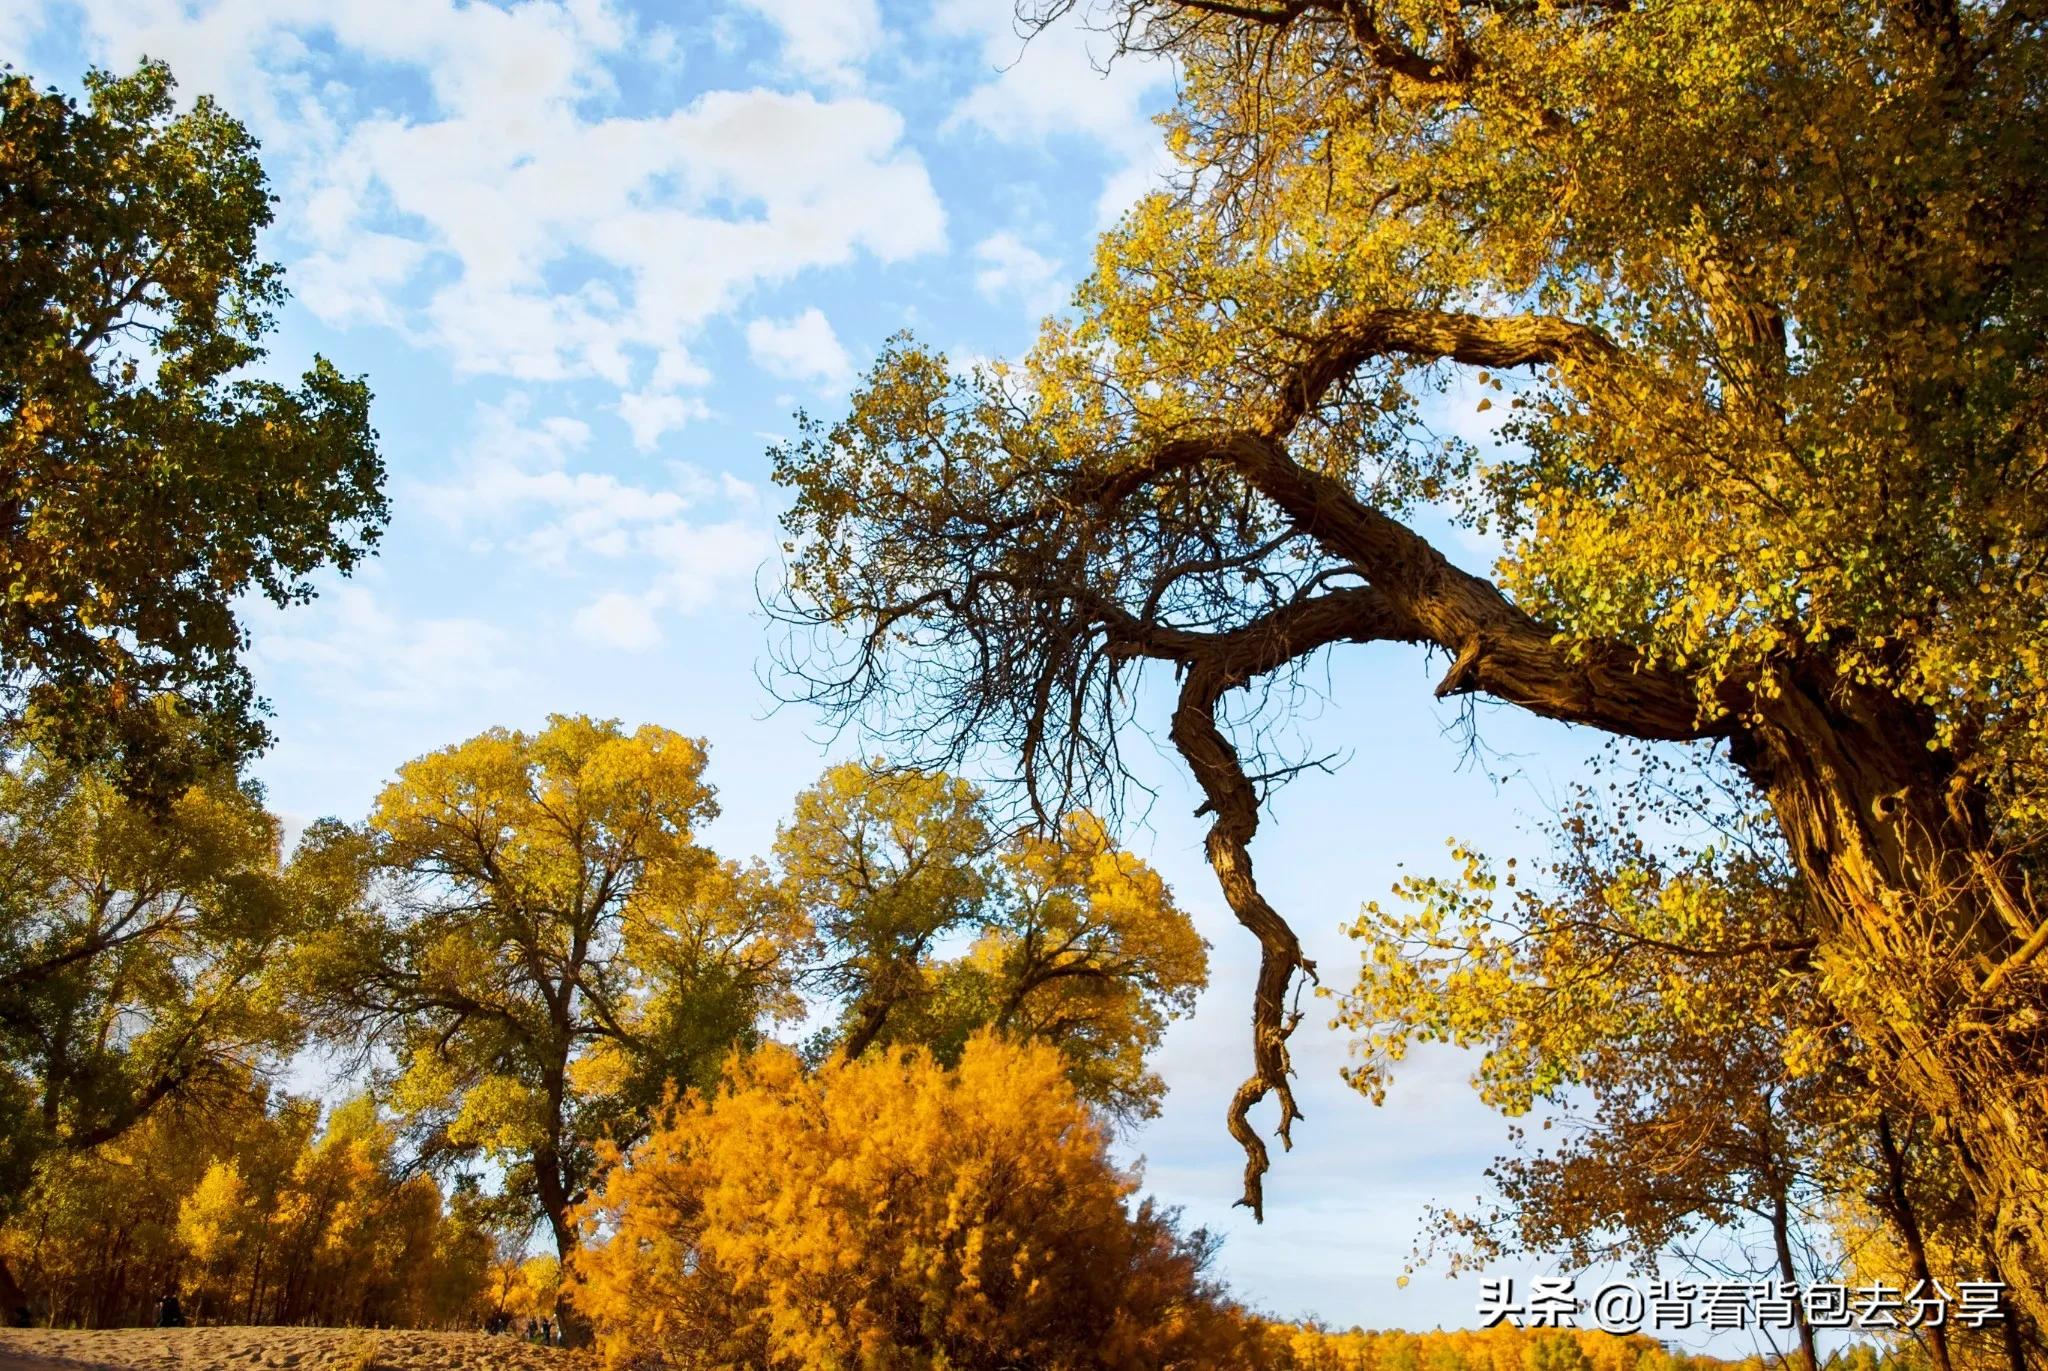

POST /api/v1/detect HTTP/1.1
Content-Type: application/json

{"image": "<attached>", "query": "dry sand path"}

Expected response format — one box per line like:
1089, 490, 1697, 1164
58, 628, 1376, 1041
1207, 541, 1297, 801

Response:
0, 1328, 587, 1371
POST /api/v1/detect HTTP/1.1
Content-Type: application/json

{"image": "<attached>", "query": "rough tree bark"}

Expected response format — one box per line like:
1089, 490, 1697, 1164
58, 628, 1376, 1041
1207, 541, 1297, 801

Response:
1742, 668, 2048, 1340
1005, 0, 2048, 1340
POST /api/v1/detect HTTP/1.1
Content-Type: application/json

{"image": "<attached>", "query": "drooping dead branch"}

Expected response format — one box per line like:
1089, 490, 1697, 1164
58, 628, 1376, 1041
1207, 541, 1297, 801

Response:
1125, 585, 1422, 1213
1173, 658, 1306, 1219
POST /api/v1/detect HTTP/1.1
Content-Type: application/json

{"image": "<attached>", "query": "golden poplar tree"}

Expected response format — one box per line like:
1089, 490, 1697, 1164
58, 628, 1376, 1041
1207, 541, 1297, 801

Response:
306, 715, 811, 1342
769, 0, 2048, 1319
777, 761, 1208, 1119
570, 1033, 1259, 1370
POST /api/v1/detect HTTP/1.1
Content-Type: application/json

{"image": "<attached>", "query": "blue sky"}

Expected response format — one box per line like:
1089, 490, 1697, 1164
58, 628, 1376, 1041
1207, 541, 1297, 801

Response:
2, 0, 1786, 1346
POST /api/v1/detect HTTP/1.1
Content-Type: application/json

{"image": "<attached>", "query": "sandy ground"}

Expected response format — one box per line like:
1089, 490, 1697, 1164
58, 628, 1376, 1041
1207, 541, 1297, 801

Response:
0, 1328, 588, 1371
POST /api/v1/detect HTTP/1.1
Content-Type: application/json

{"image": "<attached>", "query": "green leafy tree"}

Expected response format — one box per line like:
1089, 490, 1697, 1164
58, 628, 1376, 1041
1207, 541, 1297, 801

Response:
0, 731, 317, 1200
0, 62, 386, 795
777, 761, 992, 1061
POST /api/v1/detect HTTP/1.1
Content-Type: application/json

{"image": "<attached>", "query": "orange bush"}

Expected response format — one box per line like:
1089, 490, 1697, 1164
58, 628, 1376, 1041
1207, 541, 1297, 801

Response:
570, 1032, 1257, 1369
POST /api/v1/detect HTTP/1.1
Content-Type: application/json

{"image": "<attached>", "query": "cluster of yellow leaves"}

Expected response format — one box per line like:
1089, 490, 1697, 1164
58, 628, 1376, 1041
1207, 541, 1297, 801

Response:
289, 727, 1204, 1343
0, 725, 353, 1192
570, 1033, 1255, 1371
777, 763, 1208, 1119
1331, 787, 1821, 1118
491, 1255, 562, 1325
296, 713, 810, 1311
1087, 0, 2048, 823
1832, 1144, 2027, 1371
1325, 756, 1882, 1280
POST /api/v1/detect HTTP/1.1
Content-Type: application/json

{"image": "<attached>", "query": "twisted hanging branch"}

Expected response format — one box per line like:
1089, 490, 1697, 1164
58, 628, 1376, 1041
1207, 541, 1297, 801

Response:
775, 304, 1733, 1215
1072, 308, 1737, 1212
1112, 587, 1423, 1215
1172, 659, 1308, 1219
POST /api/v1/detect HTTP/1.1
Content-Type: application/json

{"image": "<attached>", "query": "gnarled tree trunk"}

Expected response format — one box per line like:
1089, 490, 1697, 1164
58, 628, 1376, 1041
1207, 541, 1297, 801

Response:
1114, 395, 2048, 1342
1740, 665, 2048, 1343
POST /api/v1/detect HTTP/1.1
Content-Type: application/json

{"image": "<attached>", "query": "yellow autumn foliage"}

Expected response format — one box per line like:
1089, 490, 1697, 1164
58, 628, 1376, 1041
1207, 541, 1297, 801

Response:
571, 1032, 1257, 1370
0, 1080, 496, 1329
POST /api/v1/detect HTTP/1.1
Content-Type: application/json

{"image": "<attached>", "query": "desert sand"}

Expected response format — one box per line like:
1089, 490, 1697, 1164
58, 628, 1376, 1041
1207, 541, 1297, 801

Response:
0, 1328, 587, 1371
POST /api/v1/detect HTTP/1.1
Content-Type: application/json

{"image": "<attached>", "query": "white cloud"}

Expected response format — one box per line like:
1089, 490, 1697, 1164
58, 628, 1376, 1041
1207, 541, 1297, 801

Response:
292, 232, 430, 330
933, 0, 1176, 225
249, 582, 520, 712
972, 230, 1064, 315
736, 0, 881, 87
617, 389, 713, 452
345, 85, 944, 387
419, 398, 695, 564
564, 512, 775, 658
574, 590, 665, 652
419, 399, 775, 630
56, 0, 947, 404
0, 2, 48, 71
638, 518, 776, 614
745, 307, 853, 387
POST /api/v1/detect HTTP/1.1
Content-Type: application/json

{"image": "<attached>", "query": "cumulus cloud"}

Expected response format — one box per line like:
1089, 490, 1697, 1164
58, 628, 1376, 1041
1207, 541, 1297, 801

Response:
617, 389, 714, 452
352, 83, 943, 390
972, 230, 1065, 315
566, 515, 776, 655
0, 5, 45, 67
419, 398, 694, 563
248, 582, 521, 713
52, 0, 946, 411
291, 232, 431, 330
933, 0, 1176, 225
734, 0, 881, 87
745, 307, 854, 387
420, 398, 776, 638
637, 518, 776, 613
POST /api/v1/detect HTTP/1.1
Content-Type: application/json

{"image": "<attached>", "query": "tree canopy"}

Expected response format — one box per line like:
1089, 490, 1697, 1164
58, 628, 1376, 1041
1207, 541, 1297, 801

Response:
571, 1033, 1257, 1370
301, 715, 807, 1341
1, 1072, 506, 1329
769, 0, 2048, 1321
0, 63, 386, 795
779, 760, 1208, 1119
0, 731, 329, 1203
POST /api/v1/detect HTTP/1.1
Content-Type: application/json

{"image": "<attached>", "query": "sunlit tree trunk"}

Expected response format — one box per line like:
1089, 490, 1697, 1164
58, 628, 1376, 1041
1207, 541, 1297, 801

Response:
1740, 668, 2048, 1343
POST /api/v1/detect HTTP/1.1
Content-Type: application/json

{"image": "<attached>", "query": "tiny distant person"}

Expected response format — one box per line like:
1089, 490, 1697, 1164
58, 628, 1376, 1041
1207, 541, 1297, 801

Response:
539, 1316, 551, 1346
155, 1291, 186, 1328
525, 1316, 537, 1341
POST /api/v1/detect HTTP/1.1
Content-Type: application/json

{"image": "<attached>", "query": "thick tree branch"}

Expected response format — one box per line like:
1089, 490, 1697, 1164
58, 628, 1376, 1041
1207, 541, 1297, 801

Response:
1135, 588, 1421, 1216
1171, 655, 1310, 1221
1073, 310, 1736, 1216
1080, 307, 1725, 742
1216, 431, 1731, 739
